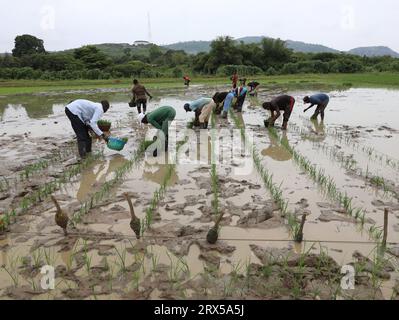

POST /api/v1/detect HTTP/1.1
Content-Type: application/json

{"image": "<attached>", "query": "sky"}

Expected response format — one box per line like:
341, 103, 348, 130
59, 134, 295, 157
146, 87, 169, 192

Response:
0, 0, 398, 53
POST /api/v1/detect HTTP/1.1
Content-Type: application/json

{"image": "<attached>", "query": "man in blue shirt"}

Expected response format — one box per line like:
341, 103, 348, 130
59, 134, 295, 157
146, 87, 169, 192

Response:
303, 93, 330, 121
65, 99, 110, 159
222, 90, 237, 119
233, 78, 248, 113
184, 98, 212, 127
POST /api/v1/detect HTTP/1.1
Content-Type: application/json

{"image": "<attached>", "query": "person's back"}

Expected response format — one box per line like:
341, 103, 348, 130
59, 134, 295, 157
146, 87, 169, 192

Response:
132, 84, 148, 100
311, 93, 329, 104
272, 95, 294, 108
190, 98, 212, 111
67, 99, 103, 123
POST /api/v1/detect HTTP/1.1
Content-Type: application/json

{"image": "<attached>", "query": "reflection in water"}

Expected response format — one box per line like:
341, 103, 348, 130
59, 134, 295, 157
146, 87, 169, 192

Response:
142, 161, 179, 186
261, 131, 292, 162
303, 119, 326, 143
76, 155, 129, 202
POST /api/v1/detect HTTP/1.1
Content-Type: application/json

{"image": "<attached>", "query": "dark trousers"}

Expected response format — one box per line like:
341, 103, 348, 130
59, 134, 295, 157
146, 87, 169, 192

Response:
65, 108, 92, 158
136, 99, 147, 114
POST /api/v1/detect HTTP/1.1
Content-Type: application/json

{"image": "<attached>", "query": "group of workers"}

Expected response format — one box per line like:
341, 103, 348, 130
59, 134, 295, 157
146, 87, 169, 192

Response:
65, 77, 330, 159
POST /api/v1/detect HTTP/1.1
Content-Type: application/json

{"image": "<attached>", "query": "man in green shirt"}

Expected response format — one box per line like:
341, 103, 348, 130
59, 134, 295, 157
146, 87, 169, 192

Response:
138, 106, 176, 152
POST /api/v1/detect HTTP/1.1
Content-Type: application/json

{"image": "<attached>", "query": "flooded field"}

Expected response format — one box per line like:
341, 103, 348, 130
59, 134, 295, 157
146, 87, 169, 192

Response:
0, 85, 399, 300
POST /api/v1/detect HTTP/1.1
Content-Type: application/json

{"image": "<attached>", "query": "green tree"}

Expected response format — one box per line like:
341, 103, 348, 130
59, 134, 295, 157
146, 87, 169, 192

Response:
207, 36, 243, 73
261, 38, 292, 69
12, 35, 46, 57
74, 46, 112, 69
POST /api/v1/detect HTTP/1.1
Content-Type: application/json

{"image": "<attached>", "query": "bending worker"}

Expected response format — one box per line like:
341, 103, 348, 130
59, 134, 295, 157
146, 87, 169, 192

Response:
65, 99, 110, 159
138, 106, 176, 151
184, 97, 213, 127
303, 93, 330, 121
262, 95, 296, 131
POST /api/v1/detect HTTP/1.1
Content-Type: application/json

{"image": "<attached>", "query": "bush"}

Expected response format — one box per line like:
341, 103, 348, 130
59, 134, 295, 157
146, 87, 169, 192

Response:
266, 67, 278, 76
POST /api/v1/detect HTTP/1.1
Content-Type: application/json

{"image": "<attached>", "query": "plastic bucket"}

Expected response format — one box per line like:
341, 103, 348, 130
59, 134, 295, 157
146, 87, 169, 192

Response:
107, 138, 127, 151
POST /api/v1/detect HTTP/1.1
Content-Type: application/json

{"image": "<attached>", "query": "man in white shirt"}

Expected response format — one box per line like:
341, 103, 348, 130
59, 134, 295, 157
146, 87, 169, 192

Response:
65, 99, 110, 159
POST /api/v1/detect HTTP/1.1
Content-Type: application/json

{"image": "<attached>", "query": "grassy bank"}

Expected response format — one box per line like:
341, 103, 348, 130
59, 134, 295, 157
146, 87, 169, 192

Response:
1, 73, 399, 96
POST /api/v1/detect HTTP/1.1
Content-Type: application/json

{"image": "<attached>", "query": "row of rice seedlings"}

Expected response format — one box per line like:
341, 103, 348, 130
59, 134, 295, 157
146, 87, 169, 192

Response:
0, 141, 76, 192
268, 127, 385, 242
71, 140, 149, 224
210, 112, 220, 217
228, 110, 301, 240
140, 139, 188, 236
0, 152, 104, 233
294, 117, 399, 172
309, 140, 398, 198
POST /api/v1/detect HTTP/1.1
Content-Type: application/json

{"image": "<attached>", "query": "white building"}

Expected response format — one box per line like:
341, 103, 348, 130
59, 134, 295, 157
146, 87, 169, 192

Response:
133, 40, 151, 46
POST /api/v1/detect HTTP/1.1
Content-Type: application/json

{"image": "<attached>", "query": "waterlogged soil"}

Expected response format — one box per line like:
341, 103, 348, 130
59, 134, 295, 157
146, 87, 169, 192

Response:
0, 86, 399, 300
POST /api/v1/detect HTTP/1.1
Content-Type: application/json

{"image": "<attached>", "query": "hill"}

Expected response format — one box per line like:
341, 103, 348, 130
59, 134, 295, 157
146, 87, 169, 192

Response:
348, 46, 399, 58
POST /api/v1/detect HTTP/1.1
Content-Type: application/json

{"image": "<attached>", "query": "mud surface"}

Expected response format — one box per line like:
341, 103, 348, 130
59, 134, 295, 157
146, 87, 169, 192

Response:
1, 86, 399, 300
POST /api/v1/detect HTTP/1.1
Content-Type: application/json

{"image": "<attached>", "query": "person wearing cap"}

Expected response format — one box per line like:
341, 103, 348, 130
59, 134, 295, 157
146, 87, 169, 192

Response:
138, 106, 176, 151
303, 93, 330, 121
65, 99, 110, 159
262, 95, 296, 131
132, 79, 152, 114
184, 98, 213, 127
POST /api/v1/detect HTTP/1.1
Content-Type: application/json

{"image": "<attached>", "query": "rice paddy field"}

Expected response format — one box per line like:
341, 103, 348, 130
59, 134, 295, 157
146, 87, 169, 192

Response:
0, 82, 399, 300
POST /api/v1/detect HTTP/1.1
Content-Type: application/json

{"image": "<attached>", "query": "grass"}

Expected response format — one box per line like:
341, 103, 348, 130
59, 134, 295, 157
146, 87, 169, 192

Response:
2, 73, 399, 96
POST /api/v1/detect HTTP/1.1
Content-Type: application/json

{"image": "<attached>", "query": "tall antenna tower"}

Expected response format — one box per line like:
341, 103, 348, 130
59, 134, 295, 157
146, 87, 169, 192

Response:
147, 12, 152, 43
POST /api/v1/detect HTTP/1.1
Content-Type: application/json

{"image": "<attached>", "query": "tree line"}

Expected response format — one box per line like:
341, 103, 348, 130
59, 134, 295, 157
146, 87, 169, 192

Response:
1, 34, 399, 80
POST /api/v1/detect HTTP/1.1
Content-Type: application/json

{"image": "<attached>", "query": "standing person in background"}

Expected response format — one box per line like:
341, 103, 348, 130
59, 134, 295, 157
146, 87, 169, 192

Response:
131, 79, 152, 114
262, 95, 296, 131
65, 99, 110, 159
231, 71, 239, 89
234, 78, 248, 113
183, 75, 191, 87
303, 93, 330, 121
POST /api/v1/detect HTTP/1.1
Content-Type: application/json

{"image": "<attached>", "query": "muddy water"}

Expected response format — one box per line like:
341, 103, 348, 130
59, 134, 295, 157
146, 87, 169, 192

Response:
1, 86, 399, 300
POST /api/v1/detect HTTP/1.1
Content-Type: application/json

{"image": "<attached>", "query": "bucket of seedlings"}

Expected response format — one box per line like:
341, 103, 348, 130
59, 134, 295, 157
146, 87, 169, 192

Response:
107, 137, 128, 151
98, 120, 112, 132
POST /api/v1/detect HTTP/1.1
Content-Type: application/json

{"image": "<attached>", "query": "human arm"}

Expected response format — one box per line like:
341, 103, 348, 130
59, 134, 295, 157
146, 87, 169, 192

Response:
144, 87, 153, 100
88, 108, 106, 138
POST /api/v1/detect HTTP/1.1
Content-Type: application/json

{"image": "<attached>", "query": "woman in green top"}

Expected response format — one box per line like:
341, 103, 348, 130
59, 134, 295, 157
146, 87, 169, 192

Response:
138, 106, 176, 152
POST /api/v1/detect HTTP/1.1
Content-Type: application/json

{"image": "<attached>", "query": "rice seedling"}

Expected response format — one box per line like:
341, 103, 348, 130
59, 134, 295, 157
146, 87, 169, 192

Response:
43, 248, 57, 267
1, 151, 104, 231
31, 249, 44, 269
114, 245, 128, 274
1, 254, 21, 287
229, 109, 299, 238
141, 137, 188, 236
295, 117, 399, 172
72, 140, 148, 223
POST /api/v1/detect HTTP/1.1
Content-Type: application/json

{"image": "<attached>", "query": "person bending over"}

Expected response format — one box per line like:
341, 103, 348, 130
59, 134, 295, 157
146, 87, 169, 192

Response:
262, 95, 296, 131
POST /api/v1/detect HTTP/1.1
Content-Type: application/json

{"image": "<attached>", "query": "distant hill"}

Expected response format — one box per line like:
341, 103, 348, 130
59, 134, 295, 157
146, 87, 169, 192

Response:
163, 41, 211, 54
237, 37, 339, 53
348, 46, 399, 58
164, 37, 399, 57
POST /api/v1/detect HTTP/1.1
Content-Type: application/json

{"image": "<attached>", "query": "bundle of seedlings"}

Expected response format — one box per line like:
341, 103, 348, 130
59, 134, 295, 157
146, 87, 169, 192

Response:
97, 120, 112, 132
